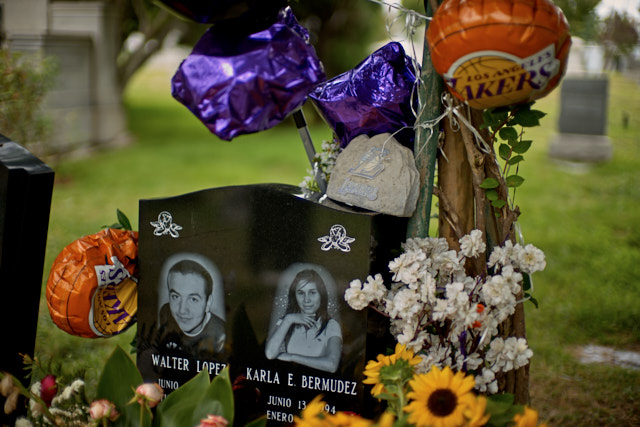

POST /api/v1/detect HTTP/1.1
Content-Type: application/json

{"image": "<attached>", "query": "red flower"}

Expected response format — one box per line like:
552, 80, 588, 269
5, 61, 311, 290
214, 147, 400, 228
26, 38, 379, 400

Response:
40, 375, 57, 407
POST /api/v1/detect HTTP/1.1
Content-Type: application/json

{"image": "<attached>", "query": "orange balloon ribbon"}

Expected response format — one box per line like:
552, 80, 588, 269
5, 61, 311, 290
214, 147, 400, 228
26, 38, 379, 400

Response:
46, 228, 139, 338
426, 0, 571, 109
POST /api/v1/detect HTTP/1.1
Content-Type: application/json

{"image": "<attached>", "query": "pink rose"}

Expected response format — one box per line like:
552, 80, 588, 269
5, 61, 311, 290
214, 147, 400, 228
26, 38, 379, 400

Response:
39, 375, 57, 407
89, 399, 119, 421
198, 414, 229, 427
135, 383, 164, 408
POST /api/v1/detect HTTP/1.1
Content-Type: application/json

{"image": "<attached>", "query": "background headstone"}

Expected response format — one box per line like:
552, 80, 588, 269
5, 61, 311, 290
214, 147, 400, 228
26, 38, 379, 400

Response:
137, 184, 406, 424
549, 52, 613, 163
0, 136, 54, 424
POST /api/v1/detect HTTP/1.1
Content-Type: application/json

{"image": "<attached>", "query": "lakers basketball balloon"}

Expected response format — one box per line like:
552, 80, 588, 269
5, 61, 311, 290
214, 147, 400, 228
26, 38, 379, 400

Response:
427, 0, 571, 109
46, 228, 138, 338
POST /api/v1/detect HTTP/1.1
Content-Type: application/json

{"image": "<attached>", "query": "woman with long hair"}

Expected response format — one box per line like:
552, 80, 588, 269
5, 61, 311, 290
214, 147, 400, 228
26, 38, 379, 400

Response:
265, 269, 342, 373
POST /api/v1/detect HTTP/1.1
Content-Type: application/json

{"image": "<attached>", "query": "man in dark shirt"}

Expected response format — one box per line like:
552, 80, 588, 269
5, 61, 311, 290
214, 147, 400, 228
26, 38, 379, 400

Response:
157, 259, 226, 358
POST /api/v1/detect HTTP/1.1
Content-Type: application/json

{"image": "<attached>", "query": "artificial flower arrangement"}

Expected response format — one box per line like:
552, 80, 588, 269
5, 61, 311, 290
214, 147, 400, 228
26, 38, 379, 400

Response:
0, 347, 250, 427
345, 230, 544, 395
294, 343, 547, 427
2, 346, 546, 427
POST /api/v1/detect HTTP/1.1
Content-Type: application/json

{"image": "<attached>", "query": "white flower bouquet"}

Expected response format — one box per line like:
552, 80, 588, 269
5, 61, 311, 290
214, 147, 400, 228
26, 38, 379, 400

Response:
345, 230, 545, 394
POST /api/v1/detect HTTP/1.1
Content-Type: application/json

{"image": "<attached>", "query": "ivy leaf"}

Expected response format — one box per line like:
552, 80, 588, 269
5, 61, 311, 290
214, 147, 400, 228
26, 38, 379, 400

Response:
483, 108, 508, 128
506, 175, 525, 187
511, 140, 532, 154
522, 272, 532, 291
498, 143, 512, 161
511, 109, 546, 127
480, 178, 500, 189
492, 199, 507, 208
486, 189, 499, 201
508, 155, 524, 165
527, 295, 540, 309
498, 126, 518, 142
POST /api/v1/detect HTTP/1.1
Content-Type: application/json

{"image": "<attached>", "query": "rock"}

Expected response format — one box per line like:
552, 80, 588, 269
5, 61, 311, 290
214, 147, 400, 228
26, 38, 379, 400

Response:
327, 133, 419, 217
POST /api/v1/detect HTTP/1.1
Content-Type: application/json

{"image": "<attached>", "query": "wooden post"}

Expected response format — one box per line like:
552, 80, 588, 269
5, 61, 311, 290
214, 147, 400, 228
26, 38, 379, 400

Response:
409, 0, 529, 403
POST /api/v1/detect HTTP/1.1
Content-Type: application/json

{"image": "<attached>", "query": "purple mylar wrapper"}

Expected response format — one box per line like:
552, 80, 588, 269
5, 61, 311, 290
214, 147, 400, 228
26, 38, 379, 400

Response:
171, 7, 325, 141
309, 42, 417, 148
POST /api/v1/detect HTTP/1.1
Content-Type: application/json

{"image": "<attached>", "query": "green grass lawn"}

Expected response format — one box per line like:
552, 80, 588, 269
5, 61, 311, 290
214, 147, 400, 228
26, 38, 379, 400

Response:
32, 58, 640, 425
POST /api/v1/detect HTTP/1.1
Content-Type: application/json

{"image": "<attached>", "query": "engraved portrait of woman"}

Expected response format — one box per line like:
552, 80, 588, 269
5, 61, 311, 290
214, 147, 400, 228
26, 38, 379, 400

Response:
264, 264, 342, 373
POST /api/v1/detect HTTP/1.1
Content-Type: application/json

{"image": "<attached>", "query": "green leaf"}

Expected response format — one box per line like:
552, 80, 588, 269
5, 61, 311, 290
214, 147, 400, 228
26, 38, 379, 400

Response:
511, 109, 546, 127
492, 199, 507, 209
193, 367, 234, 426
156, 369, 210, 426
522, 273, 532, 291
511, 140, 532, 154
506, 175, 525, 188
96, 346, 147, 427
486, 189, 499, 201
498, 126, 518, 142
482, 108, 507, 128
155, 367, 235, 427
507, 155, 524, 165
526, 294, 540, 309
117, 209, 133, 231
488, 393, 515, 407
480, 178, 499, 189
498, 143, 511, 161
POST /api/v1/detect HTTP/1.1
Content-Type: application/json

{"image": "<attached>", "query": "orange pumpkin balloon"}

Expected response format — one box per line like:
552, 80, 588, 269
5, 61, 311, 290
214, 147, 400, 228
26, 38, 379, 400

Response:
427, 0, 571, 109
46, 228, 138, 338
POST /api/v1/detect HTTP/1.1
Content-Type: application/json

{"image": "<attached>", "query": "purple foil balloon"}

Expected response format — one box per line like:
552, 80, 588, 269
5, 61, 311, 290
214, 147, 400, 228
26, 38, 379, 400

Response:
309, 42, 417, 148
171, 7, 325, 141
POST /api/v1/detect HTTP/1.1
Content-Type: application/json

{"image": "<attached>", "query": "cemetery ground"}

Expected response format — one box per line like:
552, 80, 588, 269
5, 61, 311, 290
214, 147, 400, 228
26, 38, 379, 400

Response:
31, 60, 640, 426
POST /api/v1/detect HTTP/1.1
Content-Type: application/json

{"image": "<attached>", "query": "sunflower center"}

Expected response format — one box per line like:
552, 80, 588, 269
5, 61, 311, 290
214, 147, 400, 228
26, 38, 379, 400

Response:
427, 388, 458, 417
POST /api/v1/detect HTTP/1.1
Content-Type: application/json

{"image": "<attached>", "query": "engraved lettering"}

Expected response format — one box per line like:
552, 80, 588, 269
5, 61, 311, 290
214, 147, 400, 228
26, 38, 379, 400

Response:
299, 374, 358, 396
150, 354, 190, 371
266, 411, 294, 422
246, 367, 280, 384
337, 178, 378, 201
267, 395, 292, 408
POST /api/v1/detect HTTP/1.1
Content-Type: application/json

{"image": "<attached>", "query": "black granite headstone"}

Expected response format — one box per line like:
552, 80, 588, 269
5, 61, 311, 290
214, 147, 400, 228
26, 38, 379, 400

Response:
137, 184, 406, 425
0, 136, 54, 423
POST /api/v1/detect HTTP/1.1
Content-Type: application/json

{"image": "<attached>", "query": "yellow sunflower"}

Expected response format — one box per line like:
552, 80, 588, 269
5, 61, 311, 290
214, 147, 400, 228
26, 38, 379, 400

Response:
294, 395, 328, 427
464, 395, 490, 427
323, 411, 374, 427
403, 366, 477, 427
377, 411, 396, 427
362, 344, 422, 397
513, 406, 547, 427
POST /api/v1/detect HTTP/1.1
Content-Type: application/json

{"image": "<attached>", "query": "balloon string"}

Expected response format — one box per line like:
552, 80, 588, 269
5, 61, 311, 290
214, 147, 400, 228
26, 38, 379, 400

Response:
365, 0, 432, 22
362, 1, 493, 158
413, 93, 493, 159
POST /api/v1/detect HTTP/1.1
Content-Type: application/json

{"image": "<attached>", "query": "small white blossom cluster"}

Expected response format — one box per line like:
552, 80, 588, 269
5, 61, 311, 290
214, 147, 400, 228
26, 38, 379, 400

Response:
344, 230, 545, 393
299, 138, 342, 193
29, 379, 89, 426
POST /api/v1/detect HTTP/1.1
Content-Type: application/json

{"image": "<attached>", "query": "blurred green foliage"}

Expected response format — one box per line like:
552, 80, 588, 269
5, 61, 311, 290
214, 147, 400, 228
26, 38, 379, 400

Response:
291, 0, 386, 76
0, 49, 58, 153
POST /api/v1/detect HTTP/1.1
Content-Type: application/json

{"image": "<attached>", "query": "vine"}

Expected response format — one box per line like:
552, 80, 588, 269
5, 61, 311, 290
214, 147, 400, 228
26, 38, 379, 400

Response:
479, 102, 547, 214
